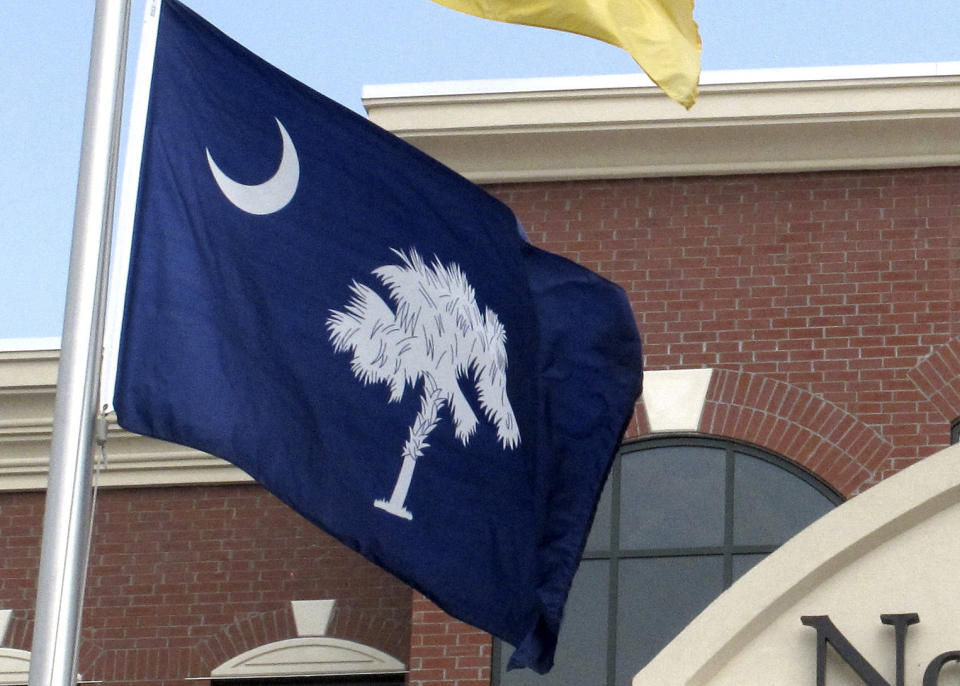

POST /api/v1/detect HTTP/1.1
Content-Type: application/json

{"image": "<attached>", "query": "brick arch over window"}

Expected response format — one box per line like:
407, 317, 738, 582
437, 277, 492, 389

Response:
0, 612, 31, 652
908, 337, 960, 428
194, 606, 295, 674
324, 604, 409, 661
632, 369, 893, 497
1, 612, 107, 685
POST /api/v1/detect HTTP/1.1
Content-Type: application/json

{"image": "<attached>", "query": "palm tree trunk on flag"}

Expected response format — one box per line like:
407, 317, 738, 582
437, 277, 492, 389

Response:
374, 377, 445, 520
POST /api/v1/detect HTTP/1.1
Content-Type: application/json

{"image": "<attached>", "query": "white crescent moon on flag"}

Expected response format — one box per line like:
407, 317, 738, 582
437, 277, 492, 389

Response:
206, 117, 299, 215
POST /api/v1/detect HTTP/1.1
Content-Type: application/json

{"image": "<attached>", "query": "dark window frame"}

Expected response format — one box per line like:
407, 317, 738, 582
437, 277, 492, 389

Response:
492, 435, 843, 685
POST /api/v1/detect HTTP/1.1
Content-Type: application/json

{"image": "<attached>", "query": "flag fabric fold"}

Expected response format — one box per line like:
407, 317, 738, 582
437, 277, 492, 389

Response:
430, 0, 701, 108
113, 0, 643, 673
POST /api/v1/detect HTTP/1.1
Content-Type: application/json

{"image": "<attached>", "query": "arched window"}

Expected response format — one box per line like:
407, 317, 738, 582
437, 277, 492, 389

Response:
494, 436, 843, 686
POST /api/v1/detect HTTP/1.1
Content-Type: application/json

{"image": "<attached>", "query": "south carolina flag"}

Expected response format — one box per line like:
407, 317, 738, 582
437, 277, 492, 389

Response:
113, 0, 643, 672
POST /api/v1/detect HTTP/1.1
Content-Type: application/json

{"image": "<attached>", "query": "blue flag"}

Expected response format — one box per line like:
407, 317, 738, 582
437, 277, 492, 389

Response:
113, 0, 642, 673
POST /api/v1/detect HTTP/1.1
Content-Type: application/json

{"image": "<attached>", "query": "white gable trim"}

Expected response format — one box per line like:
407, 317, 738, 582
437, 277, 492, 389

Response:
209, 637, 406, 679
0, 649, 29, 686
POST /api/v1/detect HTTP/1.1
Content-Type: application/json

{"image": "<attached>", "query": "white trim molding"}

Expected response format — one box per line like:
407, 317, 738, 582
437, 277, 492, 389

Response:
0, 610, 28, 686
363, 62, 960, 183
0, 649, 29, 686
209, 637, 406, 679
642, 369, 713, 433
291, 599, 336, 637
0, 348, 251, 491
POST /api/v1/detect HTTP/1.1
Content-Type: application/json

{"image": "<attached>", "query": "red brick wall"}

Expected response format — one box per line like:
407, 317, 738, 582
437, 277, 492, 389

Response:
408, 593, 490, 686
0, 485, 410, 683
0, 495, 43, 651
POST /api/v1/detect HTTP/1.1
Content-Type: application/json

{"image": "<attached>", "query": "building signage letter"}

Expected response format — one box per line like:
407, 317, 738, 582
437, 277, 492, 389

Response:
801, 614, 919, 686
882, 613, 921, 686
922, 651, 960, 686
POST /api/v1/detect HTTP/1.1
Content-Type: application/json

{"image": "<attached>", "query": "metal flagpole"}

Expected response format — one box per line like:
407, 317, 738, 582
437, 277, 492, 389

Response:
28, 1, 132, 685
101, 0, 162, 413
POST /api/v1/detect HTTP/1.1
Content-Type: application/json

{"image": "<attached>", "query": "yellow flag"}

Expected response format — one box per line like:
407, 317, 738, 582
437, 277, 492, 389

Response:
430, 0, 701, 108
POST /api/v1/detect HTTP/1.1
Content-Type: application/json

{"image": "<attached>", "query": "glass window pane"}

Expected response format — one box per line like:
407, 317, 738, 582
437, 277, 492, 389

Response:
733, 453, 836, 544
585, 471, 614, 553
499, 560, 609, 686
619, 446, 726, 549
732, 553, 766, 582
616, 556, 725, 684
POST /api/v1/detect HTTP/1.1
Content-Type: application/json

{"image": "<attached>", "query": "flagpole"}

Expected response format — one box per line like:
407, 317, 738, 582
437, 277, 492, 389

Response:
101, 0, 162, 412
28, 1, 131, 685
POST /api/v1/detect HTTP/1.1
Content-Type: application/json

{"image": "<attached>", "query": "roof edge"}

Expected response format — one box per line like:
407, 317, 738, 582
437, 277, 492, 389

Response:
364, 64, 960, 182
363, 61, 960, 100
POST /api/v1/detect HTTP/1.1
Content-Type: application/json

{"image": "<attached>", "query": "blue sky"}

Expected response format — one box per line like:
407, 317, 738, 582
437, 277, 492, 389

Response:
2, 0, 958, 340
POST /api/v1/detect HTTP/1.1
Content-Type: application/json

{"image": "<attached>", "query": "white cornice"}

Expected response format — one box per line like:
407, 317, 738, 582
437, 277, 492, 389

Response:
363, 63, 960, 183
0, 349, 251, 491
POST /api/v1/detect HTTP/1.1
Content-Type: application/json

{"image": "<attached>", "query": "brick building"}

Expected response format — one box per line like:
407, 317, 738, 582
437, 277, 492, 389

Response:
2, 64, 959, 684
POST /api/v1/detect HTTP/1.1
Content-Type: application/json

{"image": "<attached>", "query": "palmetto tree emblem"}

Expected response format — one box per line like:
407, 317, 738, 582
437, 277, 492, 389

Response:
327, 249, 521, 520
